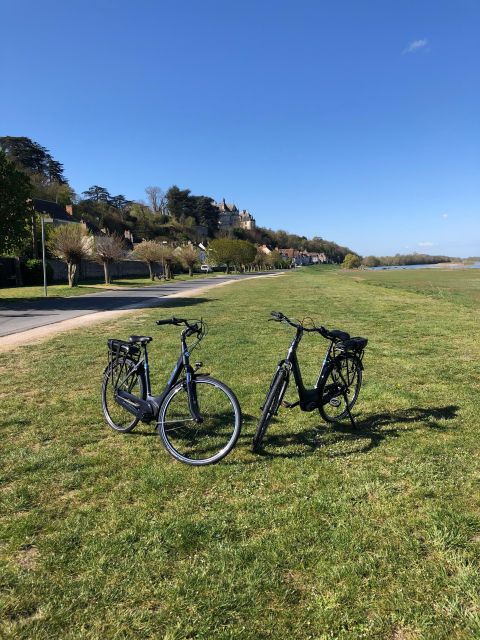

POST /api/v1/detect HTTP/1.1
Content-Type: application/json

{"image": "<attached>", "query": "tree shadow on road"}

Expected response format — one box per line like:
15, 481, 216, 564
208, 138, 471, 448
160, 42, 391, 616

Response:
0, 295, 213, 314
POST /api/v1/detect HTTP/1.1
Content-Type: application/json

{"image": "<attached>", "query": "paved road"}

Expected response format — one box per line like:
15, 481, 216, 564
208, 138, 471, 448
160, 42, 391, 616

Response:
0, 273, 275, 337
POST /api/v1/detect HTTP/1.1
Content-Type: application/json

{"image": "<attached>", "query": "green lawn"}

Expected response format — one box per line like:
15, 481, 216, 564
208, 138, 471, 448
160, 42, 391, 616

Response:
0, 273, 217, 302
2, 266, 480, 639
340, 265, 480, 308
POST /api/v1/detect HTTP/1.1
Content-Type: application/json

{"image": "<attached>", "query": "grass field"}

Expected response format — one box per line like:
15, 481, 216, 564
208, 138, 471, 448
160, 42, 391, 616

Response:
341, 266, 480, 309
2, 266, 480, 639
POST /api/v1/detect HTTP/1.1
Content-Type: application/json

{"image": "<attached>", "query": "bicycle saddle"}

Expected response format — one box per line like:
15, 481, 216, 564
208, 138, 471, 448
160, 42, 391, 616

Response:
326, 329, 350, 342
128, 335, 152, 344
336, 337, 368, 352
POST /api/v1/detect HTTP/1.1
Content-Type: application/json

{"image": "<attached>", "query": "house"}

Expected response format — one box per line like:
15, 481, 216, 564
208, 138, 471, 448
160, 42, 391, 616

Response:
279, 248, 327, 266
33, 199, 76, 226
32, 199, 104, 235
306, 251, 327, 264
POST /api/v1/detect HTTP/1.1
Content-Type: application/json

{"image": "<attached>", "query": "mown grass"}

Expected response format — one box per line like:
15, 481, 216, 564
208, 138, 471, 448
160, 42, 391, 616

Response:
0, 273, 217, 302
2, 266, 480, 639
340, 266, 480, 308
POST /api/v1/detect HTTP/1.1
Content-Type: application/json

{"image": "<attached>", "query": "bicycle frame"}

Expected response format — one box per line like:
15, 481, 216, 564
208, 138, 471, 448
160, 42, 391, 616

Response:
113, 330, 202, 423
278, 327, 337, 412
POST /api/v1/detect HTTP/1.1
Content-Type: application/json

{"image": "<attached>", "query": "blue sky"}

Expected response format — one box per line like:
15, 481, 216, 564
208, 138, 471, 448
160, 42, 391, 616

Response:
1, 0, 479, 257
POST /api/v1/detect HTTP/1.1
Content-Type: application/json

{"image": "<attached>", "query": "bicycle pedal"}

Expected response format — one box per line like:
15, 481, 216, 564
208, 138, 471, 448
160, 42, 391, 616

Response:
282, 400, 299, 409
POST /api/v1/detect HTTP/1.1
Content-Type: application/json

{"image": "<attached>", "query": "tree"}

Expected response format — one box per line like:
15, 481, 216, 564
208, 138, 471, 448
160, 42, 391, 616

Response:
55, 183, 76, 205
362, 255, 380, 267
342, 253, 362, 269
108, 194, 130, 210
47, 224, 90, 286
92, 234, 125, 284
254, 248, 267, 271
234, 240, 256, 271
0, 137, 74, 204
132, 240, 164, 280
177, 245, 199, 276
130, 203, 156, 240
166, 185, 194, 220
76, 198, 132, 235
0, 136, 66, 184
158, 244, 176, 279
266, 250, 283, 269
209, 238, 239, 274
82, 185, 111, 202
0, 150, 32, 255
145, 186, 166, 213
192, 196, 219, 236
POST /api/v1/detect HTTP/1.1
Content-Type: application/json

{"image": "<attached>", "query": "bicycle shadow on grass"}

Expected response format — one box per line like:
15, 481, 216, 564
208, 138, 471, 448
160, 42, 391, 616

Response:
130, 412, 259, 438
246, 405, 460, 460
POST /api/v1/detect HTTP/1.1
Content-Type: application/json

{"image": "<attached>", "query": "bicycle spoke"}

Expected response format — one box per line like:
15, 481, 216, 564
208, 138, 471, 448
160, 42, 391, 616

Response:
159, 378, 240, 464
319, 355, 362, 423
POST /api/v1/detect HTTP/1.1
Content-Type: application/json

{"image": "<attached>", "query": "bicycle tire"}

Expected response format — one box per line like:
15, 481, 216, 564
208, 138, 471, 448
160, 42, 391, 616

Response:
318, 354, 362, 423
102, 357, 146, 433
252, 369, 289, 452
158, 376, 242, 466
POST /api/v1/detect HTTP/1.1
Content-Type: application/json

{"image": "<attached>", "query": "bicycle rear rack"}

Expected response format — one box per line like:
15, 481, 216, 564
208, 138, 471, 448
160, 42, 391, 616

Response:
107, 339, 141, 389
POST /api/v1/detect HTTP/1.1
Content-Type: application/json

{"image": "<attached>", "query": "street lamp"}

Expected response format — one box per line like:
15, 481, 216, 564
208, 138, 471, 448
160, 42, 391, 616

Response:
162, 240, 167, 279
40, 212, 53, 296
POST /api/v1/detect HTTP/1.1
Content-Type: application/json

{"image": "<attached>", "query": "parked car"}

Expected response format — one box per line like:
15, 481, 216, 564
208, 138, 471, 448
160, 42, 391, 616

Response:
200, 264, 213, 272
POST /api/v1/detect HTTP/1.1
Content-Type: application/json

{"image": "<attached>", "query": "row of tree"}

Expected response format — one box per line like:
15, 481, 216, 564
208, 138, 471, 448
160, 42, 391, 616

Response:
0, 136, 358, 263
46, 225, 281, 288
341, 252, 458, 269
47, 225, 207, 286
361, 254, 457, 267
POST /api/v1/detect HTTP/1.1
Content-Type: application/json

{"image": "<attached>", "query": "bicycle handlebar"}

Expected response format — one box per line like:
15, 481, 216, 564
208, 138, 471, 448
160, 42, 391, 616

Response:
156, 317, 204, 338
156, 316, 190, 327
270, 311, 342, 340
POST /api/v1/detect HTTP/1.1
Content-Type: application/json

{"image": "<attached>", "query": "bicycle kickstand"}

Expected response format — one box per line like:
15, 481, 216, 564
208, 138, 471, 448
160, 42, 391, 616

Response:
342, 391, 356, 427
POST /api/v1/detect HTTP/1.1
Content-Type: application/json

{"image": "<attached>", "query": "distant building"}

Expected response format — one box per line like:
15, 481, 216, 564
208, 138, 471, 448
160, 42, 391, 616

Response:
279, 248, 327, 266
32, 199, 104, 235
214, 198, 256, 231
33, 199, 76, 226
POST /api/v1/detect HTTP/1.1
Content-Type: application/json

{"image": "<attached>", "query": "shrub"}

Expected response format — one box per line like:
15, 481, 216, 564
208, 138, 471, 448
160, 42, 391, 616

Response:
342, 253, 362, 269
21, 258, 53, 285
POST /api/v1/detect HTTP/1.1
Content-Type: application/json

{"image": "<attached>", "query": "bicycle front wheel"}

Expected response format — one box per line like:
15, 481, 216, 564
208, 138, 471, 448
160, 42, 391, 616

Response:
158, 376, 242, 466
318, 354, 362, 423
252, 369, 289, 452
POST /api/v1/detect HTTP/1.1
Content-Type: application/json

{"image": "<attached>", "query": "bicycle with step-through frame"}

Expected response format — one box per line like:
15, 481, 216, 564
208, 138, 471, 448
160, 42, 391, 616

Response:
252, 311, 367, 452
102, 317, 242, 466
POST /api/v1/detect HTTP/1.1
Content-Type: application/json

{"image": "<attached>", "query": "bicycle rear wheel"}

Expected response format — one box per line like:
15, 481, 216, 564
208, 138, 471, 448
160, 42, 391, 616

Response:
318, 354, 362, 423
102, 358, 145, 433
158, 376, 242, 466
252, 369, 289, 452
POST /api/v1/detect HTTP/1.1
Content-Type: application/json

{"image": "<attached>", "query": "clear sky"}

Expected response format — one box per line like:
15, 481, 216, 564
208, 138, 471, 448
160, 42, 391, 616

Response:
1, 0, 479, 257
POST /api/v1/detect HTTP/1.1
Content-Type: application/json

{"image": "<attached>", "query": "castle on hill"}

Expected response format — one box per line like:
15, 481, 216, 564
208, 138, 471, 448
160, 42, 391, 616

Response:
214, 198, 256, 231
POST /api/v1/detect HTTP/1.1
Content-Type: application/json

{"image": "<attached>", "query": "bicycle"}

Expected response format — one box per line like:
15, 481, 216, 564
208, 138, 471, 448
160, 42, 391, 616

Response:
102, 317, 242, 466
252, 311, 367, 452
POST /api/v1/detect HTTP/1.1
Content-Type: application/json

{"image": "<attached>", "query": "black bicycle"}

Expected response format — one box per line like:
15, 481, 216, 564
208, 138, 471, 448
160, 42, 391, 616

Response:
252, 311, 367, 451
102, 317, 242, 466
